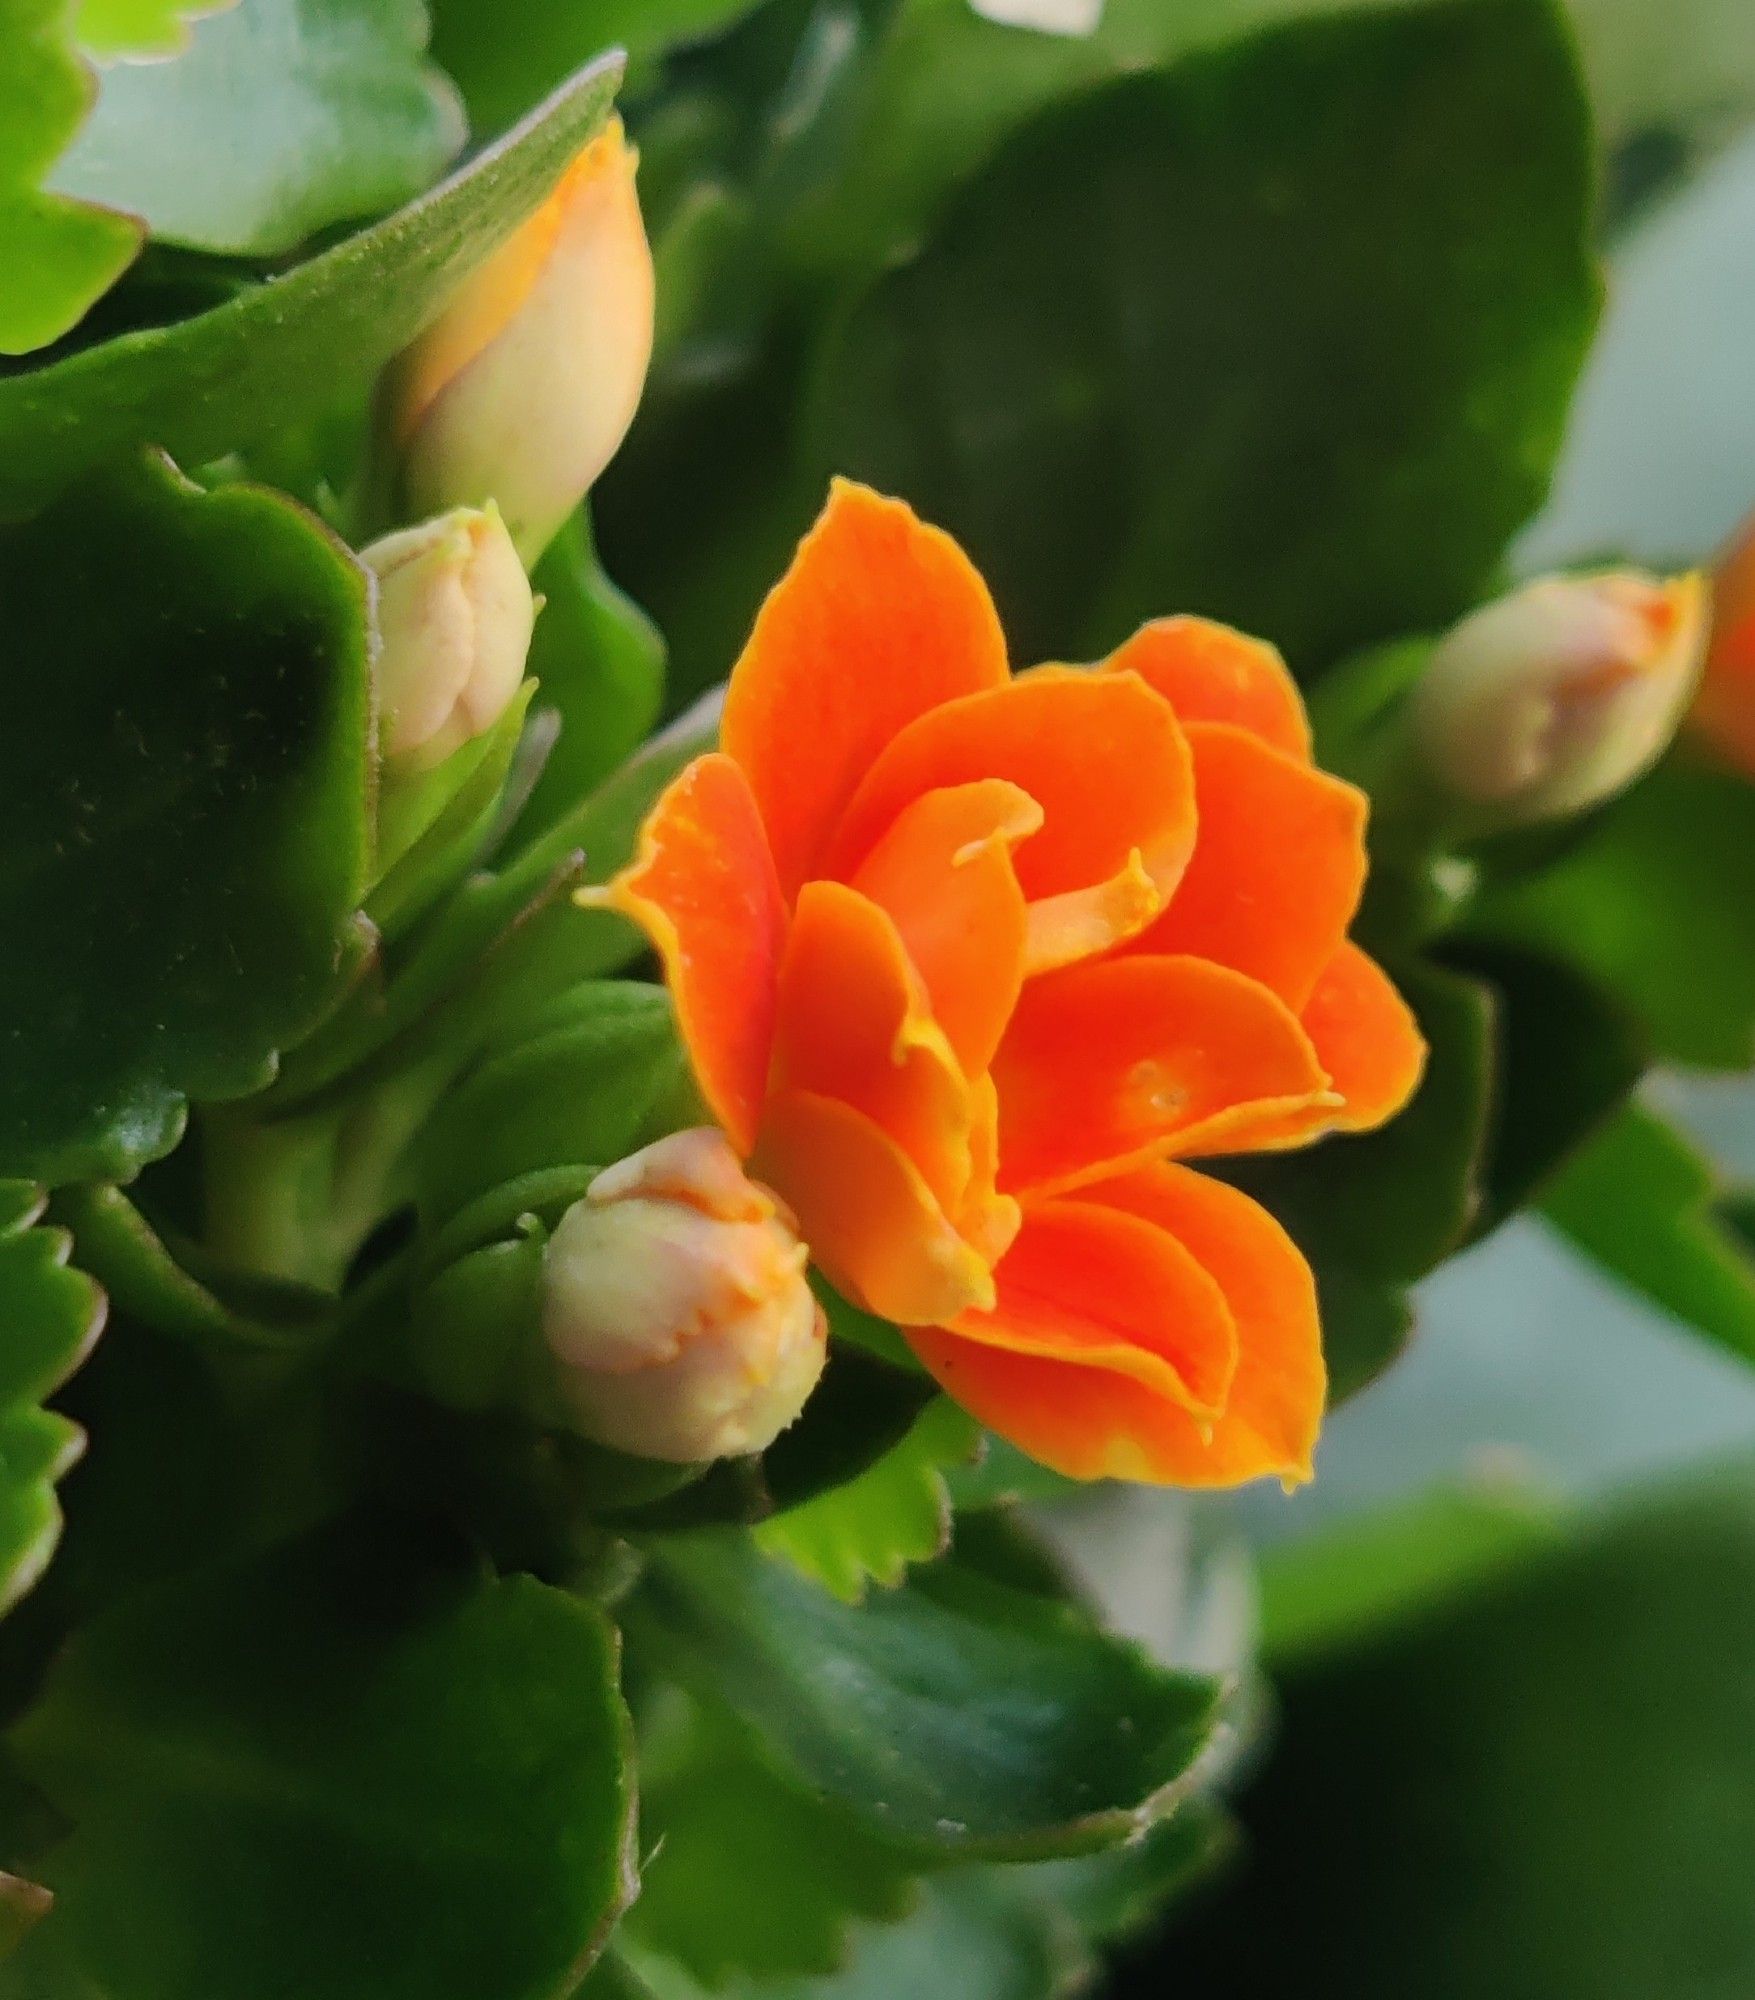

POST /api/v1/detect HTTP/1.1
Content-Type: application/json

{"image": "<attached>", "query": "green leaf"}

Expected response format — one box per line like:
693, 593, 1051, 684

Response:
4, 1523, 637, 1999
0, 454, 372, 1186
629, 1533, 1221, 1860
1162, 1463, 1755, 1998
0, 49, 622, 510
623, 1697, 918, 1988
0, 0, 143, 355
74, 0, 232, 57
756, 1398, 978, 1602
431, 0, 763, 137
0, 1188, 104, 1617
513, 512, 667, 843
1541, 1100, 1755, 1368
415, 982, 687, 1229
1470, 751, 1755, 1070
52, 0, 464, 256
1222, 958, 1495, 1401
806, 0, 1597, 668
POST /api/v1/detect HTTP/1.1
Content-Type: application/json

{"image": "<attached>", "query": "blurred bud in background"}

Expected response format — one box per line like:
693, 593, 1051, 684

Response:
366, 504, 534, 769
542, 1128, 827, 1463
385, 119, 655, 565
1411, 569, 1707, 830
1689, 513, 1755, 775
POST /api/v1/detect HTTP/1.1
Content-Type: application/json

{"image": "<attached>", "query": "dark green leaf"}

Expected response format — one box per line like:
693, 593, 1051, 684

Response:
0, 0, 142, 356
0, 1189, 104, 1617
629, 1533, 1220, 1859
0, 52, 622, 509
1221, 958, 1495, 1401
431, 0, 764, 137
0, 454, 371, 1185
3, 1523, 637, 1999
807, 0, 1597, 668
1542, 1101, 1755, 1367
52, 0, 465, 257
1470, 750, 1755, 1069
513, 513, 667, 843
1161, 1464, 1755, 1999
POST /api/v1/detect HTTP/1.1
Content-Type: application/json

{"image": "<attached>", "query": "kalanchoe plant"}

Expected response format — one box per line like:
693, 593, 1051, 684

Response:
4, 0, 1755, 1997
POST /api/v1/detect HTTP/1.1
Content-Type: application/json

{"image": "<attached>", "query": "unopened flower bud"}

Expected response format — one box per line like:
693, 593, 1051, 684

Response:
1412, 569, 1708, 828
541, 1129, 827, 1463
385, 118, 655, 564
365, 504, 534, 768
1690, 514, 1755, 775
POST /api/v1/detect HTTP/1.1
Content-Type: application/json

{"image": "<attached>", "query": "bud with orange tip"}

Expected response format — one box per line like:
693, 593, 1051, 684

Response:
541, 1129, 827, 1463
1411, 569, 1708, 829
1690, 513, 1755, 776
384, 118, 655, 565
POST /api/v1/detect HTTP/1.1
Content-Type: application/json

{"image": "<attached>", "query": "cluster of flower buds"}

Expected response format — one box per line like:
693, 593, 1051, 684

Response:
540, 1130, 828, 1463
1410, 567, 1708, 831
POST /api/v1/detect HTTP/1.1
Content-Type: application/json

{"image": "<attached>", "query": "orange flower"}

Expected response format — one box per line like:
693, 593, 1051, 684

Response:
1692, 513, 1755, 775
587, 483, 1425, 1486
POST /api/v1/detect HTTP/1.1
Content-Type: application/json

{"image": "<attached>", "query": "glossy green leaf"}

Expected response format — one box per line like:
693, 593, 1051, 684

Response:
1471, 751, 1755, 1070
1222, 958, 1495, 1401
1541, 1100, 1755, 1367
0, 454, 372, 1186
623, 1697, 917, 1988
3, 1523, 637, 1999
756, 1398, 978, 1602
1165, 1464, 1755, 1998
0, 1188, 104, 1618
74, 0, 232, 56
52, 0, 464, 256
416, 982, 687, 1228
513, 513, 667, 843
0, 50, 622, 509
431, 0, 763, 137
0, 0, 143, 355
808, 0, 1597, 668
630, 1533, 1221, 1860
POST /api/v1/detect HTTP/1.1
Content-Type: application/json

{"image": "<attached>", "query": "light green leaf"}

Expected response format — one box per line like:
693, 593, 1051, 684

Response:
1542, 1100, 1755, 1368
0, 1186, 105, 1617
807, 0, 1598, 668
74, 0, 232, 58
0, 0, 142, 356
0, 49, 622, 509
756, 1398, 979, 1602
54, 0, 465, 257
4, 1524, 637, 1999
630, 1533, 1221, 1860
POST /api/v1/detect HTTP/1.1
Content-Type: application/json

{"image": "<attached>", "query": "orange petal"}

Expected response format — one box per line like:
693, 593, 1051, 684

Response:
581, 753, 783, 1154
847, 780, 1040, 1078
958, 1073, 1022, 1269
1300, 942, 1427, 1133
826, 667, 1197, 976
1099, 616, 1312, 760
754, 1088, 1000, 1327
935, 1195, 1239, 1417
1177, 943, 1426, 1155
1077, 1166, 1324, 1484
720, 482, 1010, 897
769, 882, 974, 1212
991, 954, 1332, 1195
1135, 723, 1367, 1010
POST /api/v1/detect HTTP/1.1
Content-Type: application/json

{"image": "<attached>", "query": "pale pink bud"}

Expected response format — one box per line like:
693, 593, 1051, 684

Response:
1413, 570, 1708, 826
542, 1129, 827, 1463
364, 504, 534, 768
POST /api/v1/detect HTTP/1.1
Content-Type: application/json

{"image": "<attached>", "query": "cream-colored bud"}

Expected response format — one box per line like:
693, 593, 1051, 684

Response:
1412, 570, 1708, 827
542, 1129, 827, 1463
385, 118, 655, 564
365, 504, 534, 767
